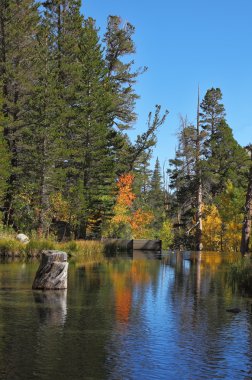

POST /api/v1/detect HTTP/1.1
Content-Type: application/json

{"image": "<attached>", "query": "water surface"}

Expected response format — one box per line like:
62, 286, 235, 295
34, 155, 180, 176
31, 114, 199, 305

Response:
0, 252, 251, 380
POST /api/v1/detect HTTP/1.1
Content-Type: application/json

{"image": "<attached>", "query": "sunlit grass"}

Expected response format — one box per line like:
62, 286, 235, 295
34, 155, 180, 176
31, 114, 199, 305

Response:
58, 240, 105, 264
0, 233, 105, 264
25, 239, 56, 256
0, 237, 26, 256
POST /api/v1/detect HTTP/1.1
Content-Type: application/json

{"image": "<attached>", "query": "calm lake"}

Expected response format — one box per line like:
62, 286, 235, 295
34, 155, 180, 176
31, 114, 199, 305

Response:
0, 251, 252, 380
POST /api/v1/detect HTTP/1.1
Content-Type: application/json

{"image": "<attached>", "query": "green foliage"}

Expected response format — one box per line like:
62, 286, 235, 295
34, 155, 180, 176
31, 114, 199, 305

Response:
169, 88, 249, 251
0, 1, 168, 239
200, 87, 226, 138
216, 181, 244, 223
0, 0, 40, 227
104, 15, 146, 130
203, 120, 249, 196
148, 157, 164, 231
103, 220, 132, 240
0, 113, 10, 203
63, 17, 118, 238
2, 2, 247, 255
159, 220, 174, 249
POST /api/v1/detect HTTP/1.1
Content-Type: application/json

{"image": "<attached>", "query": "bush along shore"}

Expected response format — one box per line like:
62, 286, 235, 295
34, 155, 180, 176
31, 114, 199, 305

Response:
0, 234, 105, 263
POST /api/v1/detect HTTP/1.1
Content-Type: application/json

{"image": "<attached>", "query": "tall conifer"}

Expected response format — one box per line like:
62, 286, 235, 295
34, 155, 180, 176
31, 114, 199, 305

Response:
0, 0, 39, 227
104, 15, 146, 130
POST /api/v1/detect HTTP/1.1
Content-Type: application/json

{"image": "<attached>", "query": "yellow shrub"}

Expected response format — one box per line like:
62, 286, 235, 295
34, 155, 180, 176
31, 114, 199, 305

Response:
202, 205, 222, 251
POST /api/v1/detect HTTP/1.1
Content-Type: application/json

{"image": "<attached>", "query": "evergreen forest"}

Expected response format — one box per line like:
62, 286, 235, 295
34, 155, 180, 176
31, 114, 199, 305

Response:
0, 1, 251, 253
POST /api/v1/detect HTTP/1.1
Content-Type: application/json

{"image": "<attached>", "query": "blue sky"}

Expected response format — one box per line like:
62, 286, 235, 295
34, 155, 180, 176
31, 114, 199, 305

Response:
81, 0, 252, 168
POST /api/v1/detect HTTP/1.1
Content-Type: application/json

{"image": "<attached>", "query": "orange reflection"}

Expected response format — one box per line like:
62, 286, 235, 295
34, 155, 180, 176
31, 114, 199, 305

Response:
131, 260, 151, 284
115, 287, 132, 324
110, 260, 152, 324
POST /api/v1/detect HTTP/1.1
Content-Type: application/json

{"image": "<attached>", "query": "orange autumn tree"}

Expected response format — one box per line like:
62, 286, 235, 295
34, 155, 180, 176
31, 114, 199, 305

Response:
103, 173, 154, 238
130, 209, 154, 239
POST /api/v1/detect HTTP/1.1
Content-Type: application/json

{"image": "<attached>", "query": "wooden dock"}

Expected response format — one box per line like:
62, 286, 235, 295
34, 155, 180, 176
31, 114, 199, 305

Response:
101, 239, 133, 251
133, 239, 162, 251
102, 239, 162, 252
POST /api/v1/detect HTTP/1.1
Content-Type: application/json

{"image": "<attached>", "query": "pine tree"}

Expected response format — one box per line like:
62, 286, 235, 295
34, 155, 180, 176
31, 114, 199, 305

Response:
18, 10, 64, 234
0, 1, 168, 239
63, 17, 118, 238
132, 149, 152, 208
199, 88, 248, 198
19, 0, 84, 236
0, 0, 40, 227
169, 88, 249, 250
205, 119, 248, 196
168, 117, 197, 231
127, 105, 168, 171
104, 15, 146, 131
148, 157, 164, 231
8, 0, 83, 234
0, 91, 10, 211
200, 87, 226, 143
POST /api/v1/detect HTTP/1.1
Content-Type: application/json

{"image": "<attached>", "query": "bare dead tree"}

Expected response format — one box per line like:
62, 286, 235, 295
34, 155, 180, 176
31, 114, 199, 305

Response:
195, 86, 203, 251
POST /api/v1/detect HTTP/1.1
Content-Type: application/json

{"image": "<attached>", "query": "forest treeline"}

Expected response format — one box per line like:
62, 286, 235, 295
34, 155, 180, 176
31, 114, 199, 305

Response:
0, 1, 251, 252
0, 0, 168, 240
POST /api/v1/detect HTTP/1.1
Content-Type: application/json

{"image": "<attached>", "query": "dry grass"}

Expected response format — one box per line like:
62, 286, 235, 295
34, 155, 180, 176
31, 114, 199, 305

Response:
59, 240, 105, 263
0, 234, 105, 263
0, 237, 26, 257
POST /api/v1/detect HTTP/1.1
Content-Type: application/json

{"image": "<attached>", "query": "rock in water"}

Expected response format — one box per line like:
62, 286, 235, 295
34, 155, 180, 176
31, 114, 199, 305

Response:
16, 233, 29, 243
226, 307, 241, 314
32, 250, 68, 290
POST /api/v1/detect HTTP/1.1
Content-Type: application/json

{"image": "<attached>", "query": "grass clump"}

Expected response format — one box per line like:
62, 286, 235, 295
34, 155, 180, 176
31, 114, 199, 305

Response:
227, 256, 252, 294
25, 239, 56, 257
0, 237, 26, 257
59, 240, 105, 263
0, 230, 105, 264
0, 236, 56, 257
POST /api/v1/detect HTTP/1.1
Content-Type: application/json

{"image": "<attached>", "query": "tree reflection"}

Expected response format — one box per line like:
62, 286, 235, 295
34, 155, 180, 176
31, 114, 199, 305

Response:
1, 254, 251, 380
107, 253, 161, 325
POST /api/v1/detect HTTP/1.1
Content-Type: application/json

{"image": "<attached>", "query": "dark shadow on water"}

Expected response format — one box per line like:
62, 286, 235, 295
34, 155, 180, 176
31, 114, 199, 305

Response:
133, 250, 162, 260
33, 290, 67, 327
105, 249, 162, 260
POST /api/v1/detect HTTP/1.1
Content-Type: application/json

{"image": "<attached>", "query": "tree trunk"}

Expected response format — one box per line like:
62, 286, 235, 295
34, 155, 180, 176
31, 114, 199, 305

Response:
37, 138, 50, 238
195, 87, 203, 251
37, 34, 51, 237
32, 250, 68, 290
240, 146, 252, 255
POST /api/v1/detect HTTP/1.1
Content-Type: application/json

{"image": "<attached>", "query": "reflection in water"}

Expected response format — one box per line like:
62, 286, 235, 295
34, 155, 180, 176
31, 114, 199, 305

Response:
164, 252, 252, 378
33, 290, 67, 326
108, 254, 159, 326
133, 250, 162, 260
0, 253, 252, 380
